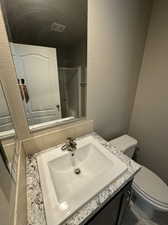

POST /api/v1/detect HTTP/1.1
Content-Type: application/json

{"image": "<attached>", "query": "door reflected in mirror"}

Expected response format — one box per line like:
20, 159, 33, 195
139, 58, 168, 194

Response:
1, 0, 87, 129
0, 82, 15, 138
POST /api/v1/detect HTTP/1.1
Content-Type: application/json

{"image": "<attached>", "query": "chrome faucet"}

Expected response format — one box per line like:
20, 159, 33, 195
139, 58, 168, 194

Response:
61, 137, 81, 175
61, 137, 77, 154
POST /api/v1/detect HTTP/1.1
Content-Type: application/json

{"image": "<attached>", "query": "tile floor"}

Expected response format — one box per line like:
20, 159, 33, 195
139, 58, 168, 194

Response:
123, 202, 168, 225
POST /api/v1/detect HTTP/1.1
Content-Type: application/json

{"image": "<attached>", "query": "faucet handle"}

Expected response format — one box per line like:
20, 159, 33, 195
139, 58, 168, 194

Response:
61, 143, 68, 151
61, 137, 77, 152
67, 137, 77, 148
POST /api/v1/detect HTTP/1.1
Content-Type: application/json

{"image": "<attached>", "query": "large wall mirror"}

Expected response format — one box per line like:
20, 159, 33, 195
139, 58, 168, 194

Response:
1, 0, 87, 130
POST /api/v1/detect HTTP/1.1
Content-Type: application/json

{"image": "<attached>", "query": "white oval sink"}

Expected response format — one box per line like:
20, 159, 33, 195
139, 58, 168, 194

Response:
37, 135, 127, 225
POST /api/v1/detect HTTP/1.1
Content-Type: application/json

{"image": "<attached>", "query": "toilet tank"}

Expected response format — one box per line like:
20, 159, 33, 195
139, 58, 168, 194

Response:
109, 135, 138, 158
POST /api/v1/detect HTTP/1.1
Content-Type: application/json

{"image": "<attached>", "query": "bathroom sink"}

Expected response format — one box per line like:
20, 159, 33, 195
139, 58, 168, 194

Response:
37, 136, 127, 225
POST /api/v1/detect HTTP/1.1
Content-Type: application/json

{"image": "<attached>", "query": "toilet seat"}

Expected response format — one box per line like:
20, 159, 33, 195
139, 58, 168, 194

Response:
132, 166, 168, 211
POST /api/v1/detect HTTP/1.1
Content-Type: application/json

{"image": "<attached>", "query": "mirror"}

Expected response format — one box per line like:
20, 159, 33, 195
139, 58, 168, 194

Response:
0, 141, 16, 225
0, 82, 15, 139
1, 0, 87, 130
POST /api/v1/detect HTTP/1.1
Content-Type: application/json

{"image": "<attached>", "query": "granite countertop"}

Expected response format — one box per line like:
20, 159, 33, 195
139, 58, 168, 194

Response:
26, 132, 141, 225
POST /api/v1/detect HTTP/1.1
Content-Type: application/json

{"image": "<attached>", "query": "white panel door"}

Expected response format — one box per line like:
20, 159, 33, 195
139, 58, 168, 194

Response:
10, 43, 61, 125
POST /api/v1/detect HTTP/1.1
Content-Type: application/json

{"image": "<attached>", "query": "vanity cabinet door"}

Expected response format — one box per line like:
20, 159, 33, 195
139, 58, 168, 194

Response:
86, 193, 122, 225
117, 186, 132, 225
85, 181, 132, 225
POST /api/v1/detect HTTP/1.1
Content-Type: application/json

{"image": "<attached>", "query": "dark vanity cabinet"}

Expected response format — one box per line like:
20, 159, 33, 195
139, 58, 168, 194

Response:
85, 181, 132, 225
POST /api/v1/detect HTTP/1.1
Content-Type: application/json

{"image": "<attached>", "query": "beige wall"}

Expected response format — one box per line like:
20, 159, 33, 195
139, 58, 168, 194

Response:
87, 0, 153, 140
0, 188, 10, 225
129, 0, 168, 184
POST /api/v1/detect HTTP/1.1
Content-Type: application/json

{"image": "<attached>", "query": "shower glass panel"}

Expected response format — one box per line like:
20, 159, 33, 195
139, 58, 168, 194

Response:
59, 67, 81, 118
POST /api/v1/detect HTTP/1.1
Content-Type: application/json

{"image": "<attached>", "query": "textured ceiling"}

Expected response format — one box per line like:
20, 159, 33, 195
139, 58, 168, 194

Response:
2, 0, 87, 48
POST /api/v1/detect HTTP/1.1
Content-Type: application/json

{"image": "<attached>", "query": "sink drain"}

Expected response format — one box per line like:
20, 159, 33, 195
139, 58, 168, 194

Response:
74, 168, 81, 175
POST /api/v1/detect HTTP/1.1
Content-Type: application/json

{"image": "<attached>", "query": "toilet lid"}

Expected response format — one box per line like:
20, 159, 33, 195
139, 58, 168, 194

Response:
133, 166, 168, 206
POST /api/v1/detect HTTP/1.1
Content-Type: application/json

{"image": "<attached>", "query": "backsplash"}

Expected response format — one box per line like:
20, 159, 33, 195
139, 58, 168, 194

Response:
22, 120, 93, 154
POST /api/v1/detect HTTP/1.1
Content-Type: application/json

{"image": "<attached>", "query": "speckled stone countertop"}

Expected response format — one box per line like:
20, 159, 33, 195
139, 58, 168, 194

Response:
26, 132, 141, 225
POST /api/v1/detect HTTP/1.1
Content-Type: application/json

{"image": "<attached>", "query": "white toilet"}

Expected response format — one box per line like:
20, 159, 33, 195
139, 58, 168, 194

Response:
109, 135, 168, 219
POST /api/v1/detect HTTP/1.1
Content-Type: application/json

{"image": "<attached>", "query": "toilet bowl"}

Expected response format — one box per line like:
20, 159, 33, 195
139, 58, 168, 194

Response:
109, 135, 168, 219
